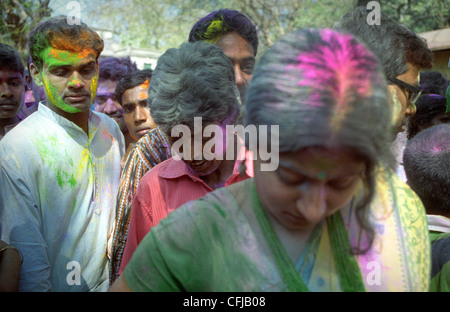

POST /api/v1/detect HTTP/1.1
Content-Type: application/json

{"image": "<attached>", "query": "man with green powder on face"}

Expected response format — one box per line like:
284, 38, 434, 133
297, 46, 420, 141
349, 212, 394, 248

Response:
0, 16, 125, 291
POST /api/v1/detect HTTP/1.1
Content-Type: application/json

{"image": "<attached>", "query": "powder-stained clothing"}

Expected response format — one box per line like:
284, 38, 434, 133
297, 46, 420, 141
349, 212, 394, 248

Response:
110, 127, 171, 283
427, 215, 450, 292
0, 103, 125, 291
123, 171, 430, 292
119, 145, 254, 275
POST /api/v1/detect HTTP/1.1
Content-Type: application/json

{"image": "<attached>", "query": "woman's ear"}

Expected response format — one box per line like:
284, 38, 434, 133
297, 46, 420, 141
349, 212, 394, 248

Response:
29, 63, 43, 87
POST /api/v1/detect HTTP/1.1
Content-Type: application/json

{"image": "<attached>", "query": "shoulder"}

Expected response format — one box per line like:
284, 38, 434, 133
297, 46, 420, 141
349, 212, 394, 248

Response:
133, 128, 172, 168
374, 168, 425, 215
138, 158, 174, 184
0, 113, 46, 159
133, 158, 175, 203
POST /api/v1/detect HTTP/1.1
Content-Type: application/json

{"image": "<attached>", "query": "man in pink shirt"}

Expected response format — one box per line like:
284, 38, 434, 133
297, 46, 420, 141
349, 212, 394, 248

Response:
119, 41, 253, 273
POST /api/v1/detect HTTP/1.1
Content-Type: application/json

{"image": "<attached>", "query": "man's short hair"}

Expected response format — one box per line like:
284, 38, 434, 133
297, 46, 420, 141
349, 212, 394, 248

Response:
115, 69, 153, 105
0, 43, 25, 76
334, 6, 433, 79
403, 124, 450, 215
188, 8, 258, 57
27, 15, 104, 71
98, 56, 138, 82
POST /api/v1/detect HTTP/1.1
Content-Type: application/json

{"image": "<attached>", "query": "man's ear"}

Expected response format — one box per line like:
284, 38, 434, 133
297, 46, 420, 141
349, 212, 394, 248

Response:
29, 63, 44, 87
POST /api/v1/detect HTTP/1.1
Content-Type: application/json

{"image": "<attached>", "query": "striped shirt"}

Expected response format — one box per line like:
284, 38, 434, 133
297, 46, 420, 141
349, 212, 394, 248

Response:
109, 127, 171, 284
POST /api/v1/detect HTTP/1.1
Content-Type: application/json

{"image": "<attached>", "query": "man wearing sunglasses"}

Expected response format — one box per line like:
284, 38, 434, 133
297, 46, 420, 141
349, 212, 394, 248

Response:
334, 7, 433, 135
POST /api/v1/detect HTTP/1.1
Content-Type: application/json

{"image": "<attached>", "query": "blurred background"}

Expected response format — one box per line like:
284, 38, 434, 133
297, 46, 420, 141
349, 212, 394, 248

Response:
1, 0, 449, 77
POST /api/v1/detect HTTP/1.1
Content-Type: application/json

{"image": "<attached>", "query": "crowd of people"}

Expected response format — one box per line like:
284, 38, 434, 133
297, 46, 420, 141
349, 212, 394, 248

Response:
0, 5, 449, 292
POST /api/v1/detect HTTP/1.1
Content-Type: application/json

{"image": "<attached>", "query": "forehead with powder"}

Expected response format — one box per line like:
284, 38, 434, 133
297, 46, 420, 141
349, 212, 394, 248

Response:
285, 30, 379, 129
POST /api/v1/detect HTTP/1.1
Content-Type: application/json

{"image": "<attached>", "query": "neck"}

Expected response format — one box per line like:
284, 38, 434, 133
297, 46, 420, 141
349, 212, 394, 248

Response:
267, 212, 314, 264
124, 131, 136, 147
0, 116, 20, 138
47, 102, 90, 135
200, 135, 240, 189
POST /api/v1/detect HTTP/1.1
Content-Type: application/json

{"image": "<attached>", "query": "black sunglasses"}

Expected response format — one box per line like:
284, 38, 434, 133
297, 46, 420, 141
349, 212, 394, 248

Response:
388, 77, 422, 105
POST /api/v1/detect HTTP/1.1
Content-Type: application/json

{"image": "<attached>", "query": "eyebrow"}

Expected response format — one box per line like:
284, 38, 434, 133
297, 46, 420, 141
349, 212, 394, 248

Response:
242, 56, 255, 63
47, 60, 96, 71
8, 75, 23, 80
277, 160, 363, 179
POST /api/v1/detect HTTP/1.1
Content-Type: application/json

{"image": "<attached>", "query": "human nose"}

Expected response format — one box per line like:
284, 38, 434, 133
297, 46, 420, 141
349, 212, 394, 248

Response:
134, 106, 147, 124
0, 82, 13, 98
104, 98, 118, 114
67, 72, 85, 89
234, 65, 246, 88
295, 183, 327, 225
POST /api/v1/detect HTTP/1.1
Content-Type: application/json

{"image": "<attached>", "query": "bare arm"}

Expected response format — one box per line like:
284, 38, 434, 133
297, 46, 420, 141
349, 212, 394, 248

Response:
0, 240, 22, 292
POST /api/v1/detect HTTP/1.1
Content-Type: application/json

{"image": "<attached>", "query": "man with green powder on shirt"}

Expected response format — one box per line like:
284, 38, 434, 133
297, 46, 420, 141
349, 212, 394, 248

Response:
0, 16, 125, 291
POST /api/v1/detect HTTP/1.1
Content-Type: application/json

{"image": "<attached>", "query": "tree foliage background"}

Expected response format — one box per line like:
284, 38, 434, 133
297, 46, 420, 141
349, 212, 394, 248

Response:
1, 0, 449, 60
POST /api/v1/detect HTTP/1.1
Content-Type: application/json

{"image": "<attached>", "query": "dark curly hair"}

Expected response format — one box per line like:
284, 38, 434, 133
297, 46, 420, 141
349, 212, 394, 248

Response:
188, 8, 258, 57
115, 69, 153, 105
0, 43, 24, 76
98, 56, 138, 82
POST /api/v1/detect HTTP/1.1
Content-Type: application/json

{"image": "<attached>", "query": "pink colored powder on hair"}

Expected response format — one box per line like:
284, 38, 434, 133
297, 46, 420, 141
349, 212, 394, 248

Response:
285, 30, 379, 130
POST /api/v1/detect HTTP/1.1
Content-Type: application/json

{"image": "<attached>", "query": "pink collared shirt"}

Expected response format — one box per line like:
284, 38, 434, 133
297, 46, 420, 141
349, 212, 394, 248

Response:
119, 148, 253, 274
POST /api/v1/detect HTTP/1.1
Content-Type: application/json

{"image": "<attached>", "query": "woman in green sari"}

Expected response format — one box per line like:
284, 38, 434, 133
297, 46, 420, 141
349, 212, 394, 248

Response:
110, 28, 430, 292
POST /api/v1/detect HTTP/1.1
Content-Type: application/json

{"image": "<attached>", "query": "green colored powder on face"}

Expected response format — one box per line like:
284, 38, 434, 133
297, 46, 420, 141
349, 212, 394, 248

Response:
39, 47, 97, 113
42, 78, 83, 113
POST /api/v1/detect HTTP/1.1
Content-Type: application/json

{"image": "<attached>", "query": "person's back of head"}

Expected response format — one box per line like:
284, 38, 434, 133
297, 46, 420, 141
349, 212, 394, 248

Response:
403, 123, 450, 217
333, 6, 433, 80
188, 8, 258, 57
148, 41, 240, 137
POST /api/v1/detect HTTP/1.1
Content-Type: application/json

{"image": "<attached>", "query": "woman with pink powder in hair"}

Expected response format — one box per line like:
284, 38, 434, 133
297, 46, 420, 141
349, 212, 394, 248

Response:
110, 28, 430, 292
